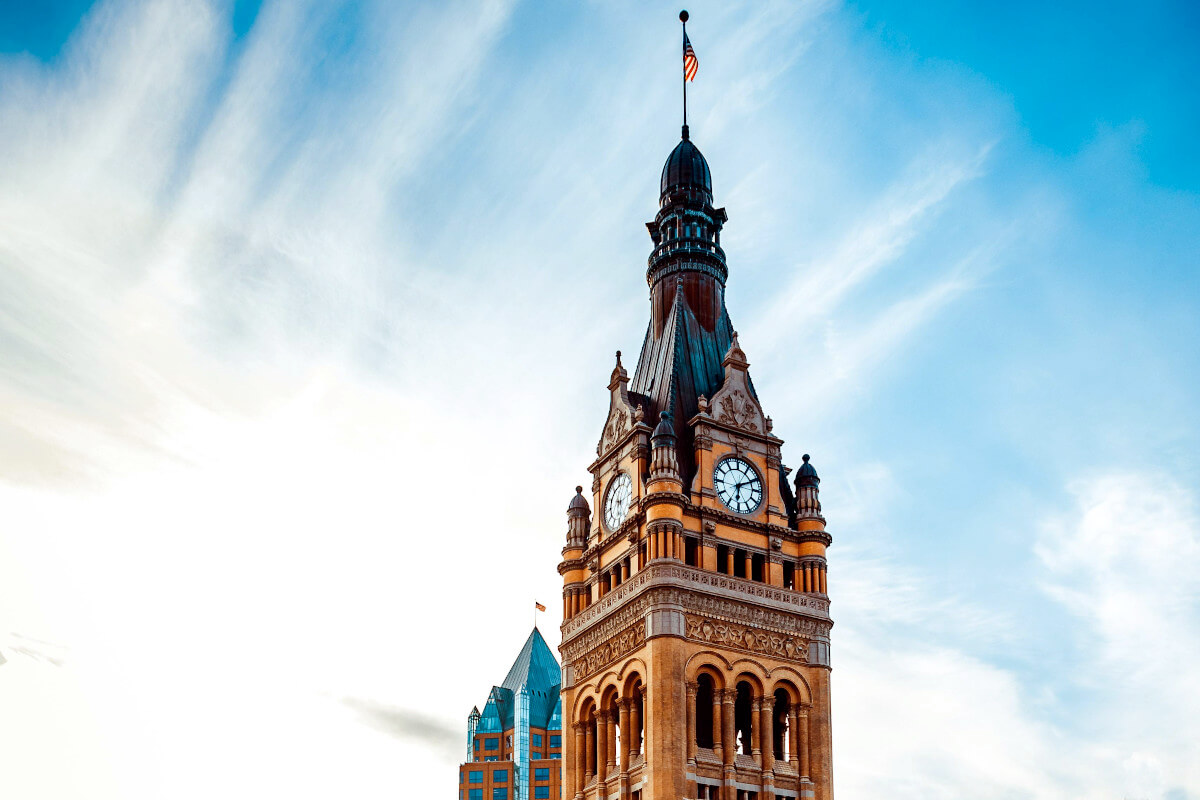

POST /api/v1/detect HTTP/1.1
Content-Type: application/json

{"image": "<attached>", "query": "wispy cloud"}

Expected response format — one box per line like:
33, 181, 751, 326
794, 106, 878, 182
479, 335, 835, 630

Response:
335, 695, 461, 755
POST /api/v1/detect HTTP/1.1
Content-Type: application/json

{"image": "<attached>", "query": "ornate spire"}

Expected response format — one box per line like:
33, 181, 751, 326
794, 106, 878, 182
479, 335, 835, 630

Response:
609, 350, 628, 390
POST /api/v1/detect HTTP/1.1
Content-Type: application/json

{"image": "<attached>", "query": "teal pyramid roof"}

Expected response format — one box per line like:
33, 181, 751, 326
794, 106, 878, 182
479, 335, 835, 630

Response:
474, 628, 562, 732
502, 628, 560, 695
501, 627, 561, 729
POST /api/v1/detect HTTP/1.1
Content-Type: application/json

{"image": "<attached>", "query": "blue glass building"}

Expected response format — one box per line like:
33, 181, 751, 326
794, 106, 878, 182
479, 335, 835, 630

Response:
460, 628, 564, 800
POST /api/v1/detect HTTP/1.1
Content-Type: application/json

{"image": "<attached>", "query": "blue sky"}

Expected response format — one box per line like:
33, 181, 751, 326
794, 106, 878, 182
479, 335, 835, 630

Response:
0, 1, 1197, 799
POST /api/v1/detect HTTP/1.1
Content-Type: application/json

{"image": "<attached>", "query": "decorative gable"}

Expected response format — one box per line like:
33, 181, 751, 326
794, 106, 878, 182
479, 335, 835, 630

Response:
597, 351, 643, 456
707, 333, 766, 434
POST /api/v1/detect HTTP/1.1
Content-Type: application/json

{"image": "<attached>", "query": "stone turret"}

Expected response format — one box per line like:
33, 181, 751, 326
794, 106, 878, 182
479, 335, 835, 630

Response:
649, 412, 681, 485
794, 454, 822, 521
566, 486, 590, 548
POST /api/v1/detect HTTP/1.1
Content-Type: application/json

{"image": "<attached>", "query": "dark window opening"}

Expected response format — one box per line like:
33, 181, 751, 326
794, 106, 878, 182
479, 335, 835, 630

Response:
696, 674, 715, 748
751, 553, 765, 583
735, 682, 753, 755
773, 689, 791, 761
783, 561, 795, 590
734, 549, 747, 579
716, 544, 729, 574
685, 537, 699, 567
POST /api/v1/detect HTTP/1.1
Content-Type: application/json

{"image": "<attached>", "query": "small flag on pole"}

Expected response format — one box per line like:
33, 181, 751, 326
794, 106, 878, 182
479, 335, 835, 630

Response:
683, 33, 698, 82
535, 601, 546, 612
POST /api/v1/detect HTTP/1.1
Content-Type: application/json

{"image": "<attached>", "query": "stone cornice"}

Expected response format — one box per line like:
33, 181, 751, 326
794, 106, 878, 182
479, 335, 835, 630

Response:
560, 559, 830, 645
558, 557, 585, 575
642, 491, 689, 511
687, 504, 833, 547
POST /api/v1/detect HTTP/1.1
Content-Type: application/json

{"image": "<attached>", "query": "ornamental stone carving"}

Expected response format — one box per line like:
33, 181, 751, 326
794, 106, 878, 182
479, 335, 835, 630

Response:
716, 390, 760, 433
603, 408, 629, 451
573, 621, 647, 680
561, 595, 651, 660
685, 614, 808, 662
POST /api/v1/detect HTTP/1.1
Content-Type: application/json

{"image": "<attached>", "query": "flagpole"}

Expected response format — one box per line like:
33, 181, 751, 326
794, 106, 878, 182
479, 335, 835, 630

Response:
680, 10, 689, 129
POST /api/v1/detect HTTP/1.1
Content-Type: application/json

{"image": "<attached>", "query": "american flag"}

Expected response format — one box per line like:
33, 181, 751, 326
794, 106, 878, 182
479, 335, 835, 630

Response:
683, 33, 698, 82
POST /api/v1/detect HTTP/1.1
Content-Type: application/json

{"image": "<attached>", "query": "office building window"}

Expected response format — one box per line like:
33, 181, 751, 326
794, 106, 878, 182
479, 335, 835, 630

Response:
468, 791, 482, 800
535, 788, 550, 799
493, 790, 508, 800
550, 753, 561, 759
549, 735, 561, 748
469, 771, 483, 784
493, 770, 507, 784
532, 733, 542, 747
534, 768, 549, 781
485, 738, 499, 750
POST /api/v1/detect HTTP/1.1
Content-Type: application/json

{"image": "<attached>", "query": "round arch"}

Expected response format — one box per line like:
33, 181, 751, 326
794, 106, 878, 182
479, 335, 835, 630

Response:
766, 667, 813, 707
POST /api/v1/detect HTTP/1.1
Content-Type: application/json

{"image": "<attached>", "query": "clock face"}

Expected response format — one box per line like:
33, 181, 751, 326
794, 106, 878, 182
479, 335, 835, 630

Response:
603, 472, 633, 531
714, 457, 763, 514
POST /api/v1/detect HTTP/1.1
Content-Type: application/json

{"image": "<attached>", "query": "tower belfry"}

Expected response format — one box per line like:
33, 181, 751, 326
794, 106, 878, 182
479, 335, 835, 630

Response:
557, 121, 834, 800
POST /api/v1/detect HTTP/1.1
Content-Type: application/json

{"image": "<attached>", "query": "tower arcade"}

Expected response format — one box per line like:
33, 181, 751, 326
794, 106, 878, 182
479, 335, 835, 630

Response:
557, 126, 834, 800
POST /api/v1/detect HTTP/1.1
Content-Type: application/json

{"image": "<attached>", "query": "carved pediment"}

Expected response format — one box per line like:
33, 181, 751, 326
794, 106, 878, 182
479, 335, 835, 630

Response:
597, 351, 643, 456
708, 334, 766, 434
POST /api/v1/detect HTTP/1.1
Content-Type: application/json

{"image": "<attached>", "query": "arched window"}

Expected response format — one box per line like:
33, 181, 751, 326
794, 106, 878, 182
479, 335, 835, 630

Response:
734, 681, 754, 755
696, 674, 715, 748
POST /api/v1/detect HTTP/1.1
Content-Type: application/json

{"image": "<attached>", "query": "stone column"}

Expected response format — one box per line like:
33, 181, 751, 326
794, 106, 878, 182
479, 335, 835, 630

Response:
760, 696, 774, 773
820, 564, 827, 594
725, 549, 734, 574
607, 707, 618, 774
788, 708, 799, 771
574, 722, 586, 799
721, 689, 737, 792
685, 682, 698, 768
622, 559, 630, 581
751, 697, 762, 762
597, 710, 609, 783
585, 719, 595, 781
712, 687, 723, 762
743, 551, 753, 579
760, 696, 776, 799
618, 699, 631, 772
798, 710, 810, 779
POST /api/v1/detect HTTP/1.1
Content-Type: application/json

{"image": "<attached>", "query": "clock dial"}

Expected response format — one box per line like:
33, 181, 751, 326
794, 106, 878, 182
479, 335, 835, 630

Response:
603, 472, 633, 531
713, 457, 763, 514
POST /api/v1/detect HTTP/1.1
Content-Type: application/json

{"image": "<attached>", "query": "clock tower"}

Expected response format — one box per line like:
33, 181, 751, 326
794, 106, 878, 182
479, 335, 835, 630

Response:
557, 124, 834, 800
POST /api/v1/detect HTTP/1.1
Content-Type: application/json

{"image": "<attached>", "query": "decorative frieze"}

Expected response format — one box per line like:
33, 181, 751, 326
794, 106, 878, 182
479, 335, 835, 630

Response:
572, 620, 647, 680
561, 595, 651, 661
684, 614, 808, 663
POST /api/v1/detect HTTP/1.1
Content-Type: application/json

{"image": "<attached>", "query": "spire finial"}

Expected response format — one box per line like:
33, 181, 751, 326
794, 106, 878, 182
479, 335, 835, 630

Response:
680, 10, 697, 130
